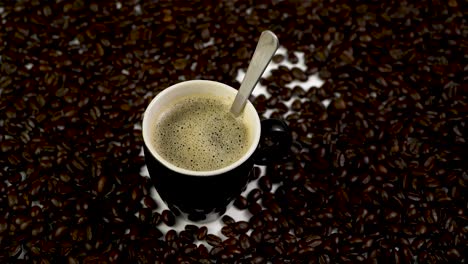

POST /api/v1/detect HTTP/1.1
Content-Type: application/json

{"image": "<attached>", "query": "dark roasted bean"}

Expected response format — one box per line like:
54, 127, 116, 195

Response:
266, 96, 279, 108
248, 202, 262, 215
179, 230, 194, 243
138, 208, 151, 223
279, 88, 292, 101
223, 237, 238, 247
152, 212, 162, 225
291, 67, 308, 81
247, 188, 262, 203
266, 201, 282, 215
251, 255, 266, 264
206, 234, 222, 247
239, 234, 251, 251
292, 86, 306, 97
221, 225, 235, 238
272, 54, 285, 64
143, 196, 158, 210
291, 99, 302, 111
261, 210, 275, 222
250, 228, 263, 244
234, 195, 248, 210
287, 51, 299, 64
210, 246, 223, 257
258, 176, 272, 192
250, 166, 262, 180
222, 215, 235, 225
225, 245, 242, 256
197, 226, 208, 240
162, 210, 176, 226
184, 224, 198, 234
234, 221, 250, 233
249, 213, 264, 229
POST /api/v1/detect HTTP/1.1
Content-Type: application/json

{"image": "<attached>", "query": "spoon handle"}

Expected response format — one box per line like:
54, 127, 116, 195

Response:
230, 30, 279, 116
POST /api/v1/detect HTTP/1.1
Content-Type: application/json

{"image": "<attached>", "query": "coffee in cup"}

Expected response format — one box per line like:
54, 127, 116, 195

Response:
151, 95, 251, 171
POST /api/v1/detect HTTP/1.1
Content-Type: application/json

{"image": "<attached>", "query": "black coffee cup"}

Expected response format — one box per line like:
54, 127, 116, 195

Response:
142, 80, 290, 222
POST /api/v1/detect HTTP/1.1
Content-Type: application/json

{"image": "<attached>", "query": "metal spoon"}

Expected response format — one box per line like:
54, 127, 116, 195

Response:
230, 30, 279, 116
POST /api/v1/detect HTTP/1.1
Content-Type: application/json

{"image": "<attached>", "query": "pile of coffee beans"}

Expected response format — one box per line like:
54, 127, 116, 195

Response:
1, 1, 466, 263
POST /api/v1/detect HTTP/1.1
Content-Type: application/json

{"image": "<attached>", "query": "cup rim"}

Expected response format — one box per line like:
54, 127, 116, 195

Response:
142, 80, 261, 177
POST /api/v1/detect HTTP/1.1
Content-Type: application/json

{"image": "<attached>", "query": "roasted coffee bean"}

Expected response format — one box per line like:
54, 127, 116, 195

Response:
265, 201, 282, 215
291, 67, 308, 82
265, 221, 279, 234
179, 230, 194, 244
249, 213, 264, 229
248, 202, 263, 215
198, 244, 209, 258
223, 237, 238, 247
233, 221, 250, 233
291, 99, 302, 112
267, 84, 281, 95
221, 225, 235, 238
162, 210, 176, 227
219, 252, 233, 260
143, 196, 158, 210
279, 71, 293, 83
277, 216, 290, 231
196, 226, 208, 240
183, 244, 197, 255
261, 210, 275, 222
292, 86, 306, 98
234, 195, 248, 210
184, 224, 198, 234
270, 111, 283, 119
250, 228, 263, 244
138, 208, 151, 223
263, 232, 279, 244
272, 54, 285, 64
447, 248, 461, 259
209, 246, 223, 257
206, 234, 222, 247
287, 51, 299, 64
250, 255, 266, 264
222, 215, 235, 225
258, 176, 272, 192
250, 166, 262, 180
276, 102, 289, 114
152, 212, 162, 225
247, 188, 262, 203
224, 245, 243, 256
266, 96, 279, 108
0, 219, 9, 233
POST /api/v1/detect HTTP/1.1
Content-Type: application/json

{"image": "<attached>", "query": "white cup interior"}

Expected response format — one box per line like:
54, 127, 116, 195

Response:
142, 80, 261, 176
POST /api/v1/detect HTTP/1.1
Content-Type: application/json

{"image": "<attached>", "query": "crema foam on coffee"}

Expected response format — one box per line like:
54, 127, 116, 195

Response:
152, 95, 250, 171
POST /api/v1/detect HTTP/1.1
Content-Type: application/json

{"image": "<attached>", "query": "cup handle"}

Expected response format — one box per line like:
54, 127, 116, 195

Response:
254, 118, 292, 165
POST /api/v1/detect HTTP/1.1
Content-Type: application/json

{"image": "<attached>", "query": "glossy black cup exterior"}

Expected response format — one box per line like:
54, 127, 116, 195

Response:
144, 146, 253, 222
144, 119, 290, 222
